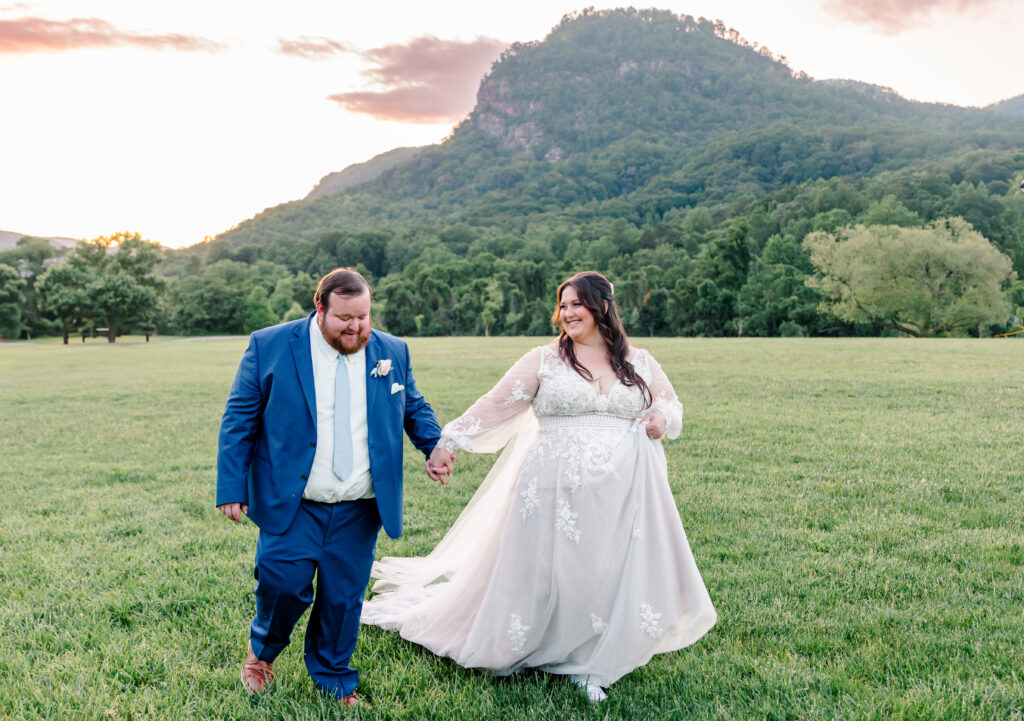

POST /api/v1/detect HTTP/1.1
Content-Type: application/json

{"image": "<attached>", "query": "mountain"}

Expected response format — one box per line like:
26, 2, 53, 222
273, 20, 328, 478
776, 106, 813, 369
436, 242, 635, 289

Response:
0, 230, 79, 252
212, 8, 1023, 250
989, 93, 1024, 117
159, 8, 1022, 340
306, 146, 424, 200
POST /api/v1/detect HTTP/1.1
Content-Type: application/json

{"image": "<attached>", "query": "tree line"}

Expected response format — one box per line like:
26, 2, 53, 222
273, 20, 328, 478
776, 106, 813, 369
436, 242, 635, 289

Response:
3, 170, 1019, 342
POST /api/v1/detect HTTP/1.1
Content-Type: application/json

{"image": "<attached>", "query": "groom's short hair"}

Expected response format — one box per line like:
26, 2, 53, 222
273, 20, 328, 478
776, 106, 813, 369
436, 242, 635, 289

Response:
314, 267, 372, 308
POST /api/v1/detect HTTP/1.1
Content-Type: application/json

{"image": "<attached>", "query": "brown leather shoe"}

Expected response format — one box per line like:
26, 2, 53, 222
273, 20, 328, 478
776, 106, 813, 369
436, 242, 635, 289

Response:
240, 643, 274, 694
340, 690, 370, 709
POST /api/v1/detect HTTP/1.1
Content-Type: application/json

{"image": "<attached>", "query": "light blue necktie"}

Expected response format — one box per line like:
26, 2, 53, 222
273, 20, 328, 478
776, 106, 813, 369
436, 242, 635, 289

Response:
333, 355, 353, 480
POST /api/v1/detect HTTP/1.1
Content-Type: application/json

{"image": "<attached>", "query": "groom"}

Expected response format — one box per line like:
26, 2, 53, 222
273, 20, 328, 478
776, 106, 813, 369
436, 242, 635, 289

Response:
216, 267, 454, 706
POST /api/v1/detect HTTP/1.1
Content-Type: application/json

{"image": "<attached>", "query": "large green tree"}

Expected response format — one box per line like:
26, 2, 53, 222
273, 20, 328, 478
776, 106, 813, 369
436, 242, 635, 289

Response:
82, 233, 165, 342
804, 218, 1016, 336
36, 262, 94, 343
0, 264, 26, 341
88, 271, 160, 342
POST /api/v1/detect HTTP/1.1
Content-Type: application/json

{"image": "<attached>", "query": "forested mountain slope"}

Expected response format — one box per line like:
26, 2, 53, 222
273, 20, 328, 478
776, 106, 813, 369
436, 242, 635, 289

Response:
305, 146, 424, 200
989, 93, 1024, 117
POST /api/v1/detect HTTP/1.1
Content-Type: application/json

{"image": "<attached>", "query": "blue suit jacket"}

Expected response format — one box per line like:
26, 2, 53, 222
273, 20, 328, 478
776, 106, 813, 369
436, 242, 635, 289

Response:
216, 316, 441, 537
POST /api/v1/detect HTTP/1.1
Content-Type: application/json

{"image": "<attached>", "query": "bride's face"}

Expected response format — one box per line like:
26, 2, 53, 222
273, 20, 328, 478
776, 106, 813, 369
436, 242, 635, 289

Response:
559, 285, 598, 344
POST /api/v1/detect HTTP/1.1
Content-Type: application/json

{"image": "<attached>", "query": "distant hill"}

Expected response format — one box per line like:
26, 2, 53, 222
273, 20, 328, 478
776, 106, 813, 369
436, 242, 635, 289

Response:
989, 93, 1024, 117
0, 230, 79, 252
306, 147, 425, 200
212, 8, 1024, 250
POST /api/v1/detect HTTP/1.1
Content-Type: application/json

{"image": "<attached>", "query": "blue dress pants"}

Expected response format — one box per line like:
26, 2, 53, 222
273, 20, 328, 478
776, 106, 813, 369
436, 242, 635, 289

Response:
250, 498, 381, 698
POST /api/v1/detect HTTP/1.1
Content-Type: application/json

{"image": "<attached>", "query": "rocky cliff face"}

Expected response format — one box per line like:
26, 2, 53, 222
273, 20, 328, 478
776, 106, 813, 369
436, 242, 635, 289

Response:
472, 75, 546, 151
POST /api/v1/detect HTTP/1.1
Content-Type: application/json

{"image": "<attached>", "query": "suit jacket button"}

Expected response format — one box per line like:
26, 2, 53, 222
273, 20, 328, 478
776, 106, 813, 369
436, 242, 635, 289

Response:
300, 475, 307, 480
310, 442, 316, 448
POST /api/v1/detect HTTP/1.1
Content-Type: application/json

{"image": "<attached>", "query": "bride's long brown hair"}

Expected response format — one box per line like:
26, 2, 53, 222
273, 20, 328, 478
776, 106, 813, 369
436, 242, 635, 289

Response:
551, 271, 652, 408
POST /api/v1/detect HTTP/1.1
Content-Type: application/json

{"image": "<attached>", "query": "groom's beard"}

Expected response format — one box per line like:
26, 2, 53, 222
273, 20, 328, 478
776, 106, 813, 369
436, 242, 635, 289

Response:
319, 321, 371, 355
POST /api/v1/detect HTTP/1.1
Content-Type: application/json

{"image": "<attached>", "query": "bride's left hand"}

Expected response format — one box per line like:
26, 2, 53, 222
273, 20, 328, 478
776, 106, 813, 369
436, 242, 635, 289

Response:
643, 412, 666, 439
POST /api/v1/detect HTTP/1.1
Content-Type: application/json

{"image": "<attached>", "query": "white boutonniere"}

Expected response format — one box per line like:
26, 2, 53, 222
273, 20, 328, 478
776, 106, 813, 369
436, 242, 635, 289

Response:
370, 359, 392, 377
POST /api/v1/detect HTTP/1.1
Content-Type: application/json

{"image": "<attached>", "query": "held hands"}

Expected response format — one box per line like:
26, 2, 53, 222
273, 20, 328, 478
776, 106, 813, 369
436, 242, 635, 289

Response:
218, 502, 249, 523
642, 412, 667, 440
426, 446, 455, 486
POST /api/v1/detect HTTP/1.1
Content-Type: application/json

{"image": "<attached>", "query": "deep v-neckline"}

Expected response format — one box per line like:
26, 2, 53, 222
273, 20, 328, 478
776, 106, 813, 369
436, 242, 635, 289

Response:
583, 368, 620, 398
546, 345, 624, 398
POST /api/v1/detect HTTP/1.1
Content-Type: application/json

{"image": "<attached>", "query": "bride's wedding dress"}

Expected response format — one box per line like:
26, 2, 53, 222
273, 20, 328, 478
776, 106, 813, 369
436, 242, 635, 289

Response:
361, 345, 716, 687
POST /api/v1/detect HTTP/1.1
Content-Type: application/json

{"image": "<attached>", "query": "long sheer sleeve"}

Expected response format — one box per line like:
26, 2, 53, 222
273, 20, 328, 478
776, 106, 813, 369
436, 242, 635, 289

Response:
439, 346, 542, 454
638, 350, 684, 440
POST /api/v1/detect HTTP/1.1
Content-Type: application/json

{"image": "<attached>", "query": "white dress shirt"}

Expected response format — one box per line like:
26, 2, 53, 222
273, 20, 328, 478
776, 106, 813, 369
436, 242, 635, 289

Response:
303, 316, 374, 501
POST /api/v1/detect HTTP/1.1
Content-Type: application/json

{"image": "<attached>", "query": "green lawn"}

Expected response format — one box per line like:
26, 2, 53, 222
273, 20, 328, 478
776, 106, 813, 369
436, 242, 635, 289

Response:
1, 337, 1021, 720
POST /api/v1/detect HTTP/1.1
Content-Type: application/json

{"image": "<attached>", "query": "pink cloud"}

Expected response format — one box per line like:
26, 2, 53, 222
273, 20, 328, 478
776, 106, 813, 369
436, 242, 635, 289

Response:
329, 85, 477, 124
824, 0, 1007, 33
0, 16, 223, 54
328, 35, 506, 123
277, 36, 351, 60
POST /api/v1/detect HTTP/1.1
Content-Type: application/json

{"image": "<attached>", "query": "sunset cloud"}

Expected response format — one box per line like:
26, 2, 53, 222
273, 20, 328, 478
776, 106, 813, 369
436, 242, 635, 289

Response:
277, 36, 351, 60
823, 0, 1007, 33
0, 16, 223, 54
328, 35, 506, 123
329, 85, 477, 124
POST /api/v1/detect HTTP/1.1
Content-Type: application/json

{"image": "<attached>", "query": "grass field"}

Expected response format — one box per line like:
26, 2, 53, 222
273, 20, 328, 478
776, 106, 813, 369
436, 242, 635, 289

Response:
1, 336, 1022, 720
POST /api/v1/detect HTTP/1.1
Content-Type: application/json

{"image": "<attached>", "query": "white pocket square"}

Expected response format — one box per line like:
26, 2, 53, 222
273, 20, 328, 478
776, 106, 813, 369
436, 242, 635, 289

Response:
390, 383, 404, 395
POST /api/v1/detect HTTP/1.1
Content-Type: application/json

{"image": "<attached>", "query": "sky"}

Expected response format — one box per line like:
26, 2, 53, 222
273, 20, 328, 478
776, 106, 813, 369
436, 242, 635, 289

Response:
1, 0, 1021, 249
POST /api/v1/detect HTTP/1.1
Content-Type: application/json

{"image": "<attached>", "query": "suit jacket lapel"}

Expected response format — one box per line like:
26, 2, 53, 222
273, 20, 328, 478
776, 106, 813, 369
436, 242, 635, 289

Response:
291, 314, 317, 425
364, 330, 381, 422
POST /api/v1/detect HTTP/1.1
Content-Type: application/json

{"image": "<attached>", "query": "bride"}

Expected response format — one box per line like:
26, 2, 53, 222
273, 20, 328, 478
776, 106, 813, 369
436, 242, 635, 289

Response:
361, 271, 716, 702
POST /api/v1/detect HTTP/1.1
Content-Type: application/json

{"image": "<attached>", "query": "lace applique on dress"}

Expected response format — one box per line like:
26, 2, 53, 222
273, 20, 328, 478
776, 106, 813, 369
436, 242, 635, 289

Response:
520, 476, 539, 520
520, 418, 624, 497
591, 614, 608, 634
440, 415, 482, 453
532, 346, 651, 418
639, 603, 664, 639
503, 379, 531, 407
508, 613, 529, 653
556, 497, 581, 544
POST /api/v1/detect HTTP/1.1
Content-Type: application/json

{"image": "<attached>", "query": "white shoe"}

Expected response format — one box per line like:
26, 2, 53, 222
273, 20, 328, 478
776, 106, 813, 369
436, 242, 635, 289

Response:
571, 676, 607, 703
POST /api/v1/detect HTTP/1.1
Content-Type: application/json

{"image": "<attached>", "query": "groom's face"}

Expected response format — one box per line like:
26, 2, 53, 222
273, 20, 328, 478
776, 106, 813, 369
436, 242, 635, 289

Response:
317, 290, 372, 355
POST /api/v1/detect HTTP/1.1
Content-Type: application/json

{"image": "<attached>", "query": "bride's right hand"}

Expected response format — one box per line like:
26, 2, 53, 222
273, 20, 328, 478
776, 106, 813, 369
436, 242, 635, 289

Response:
642, 412, 666, 439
